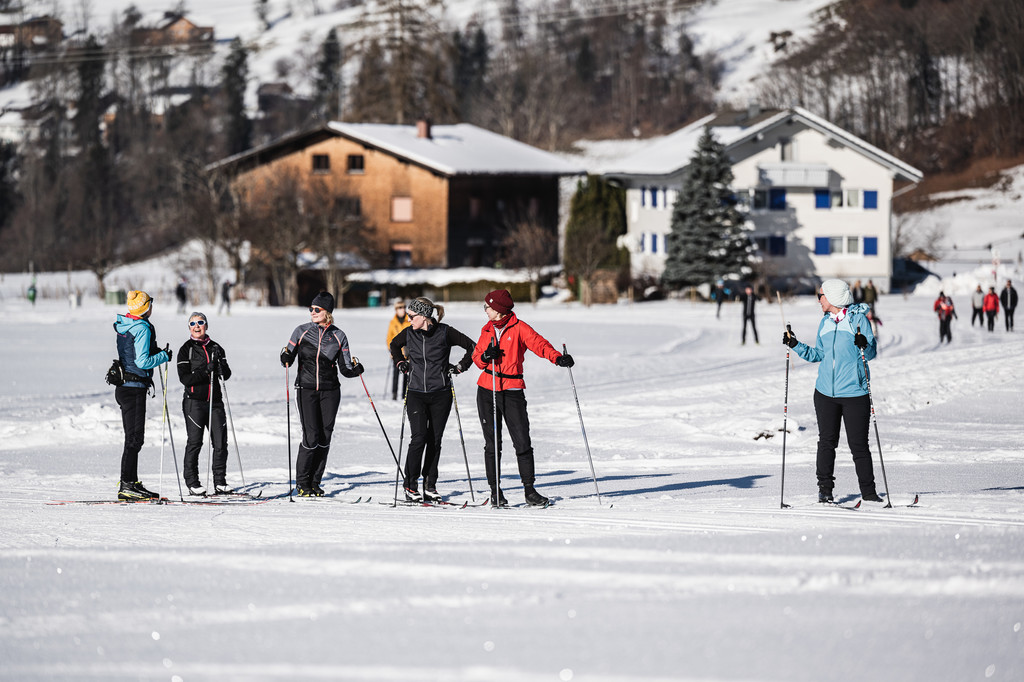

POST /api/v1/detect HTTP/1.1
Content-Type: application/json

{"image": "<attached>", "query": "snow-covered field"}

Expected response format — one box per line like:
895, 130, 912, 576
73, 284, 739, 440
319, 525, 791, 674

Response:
1, 281, 1022, 680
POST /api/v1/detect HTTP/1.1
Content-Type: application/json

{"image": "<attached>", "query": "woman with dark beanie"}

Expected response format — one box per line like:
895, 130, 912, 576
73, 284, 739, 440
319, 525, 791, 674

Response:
472, 289, 574, 507
279, 292, 364, 497
389, 296, 475, 501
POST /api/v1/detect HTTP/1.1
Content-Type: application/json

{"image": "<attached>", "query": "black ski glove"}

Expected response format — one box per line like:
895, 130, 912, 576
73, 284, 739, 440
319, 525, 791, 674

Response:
555, 354, 574, 368
280, 347, 294, 368
164, 344, 173, 363
397, 360, 410, 375
447, 363, 461, 375
481, 344, 504, 364
219, 359, 232, 381
853, 331, 868, 349
782, 331, 799, 348
350, 361, 364, 376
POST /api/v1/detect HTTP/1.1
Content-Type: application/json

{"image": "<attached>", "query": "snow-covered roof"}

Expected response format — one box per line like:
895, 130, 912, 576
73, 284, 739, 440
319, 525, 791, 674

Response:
604, 107, 923, 183
327, 122, 586, 177
347, 266, 561, 287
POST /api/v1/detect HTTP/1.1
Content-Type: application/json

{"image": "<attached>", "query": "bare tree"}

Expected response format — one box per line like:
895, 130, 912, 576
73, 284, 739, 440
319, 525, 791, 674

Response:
501, 218, 558, 305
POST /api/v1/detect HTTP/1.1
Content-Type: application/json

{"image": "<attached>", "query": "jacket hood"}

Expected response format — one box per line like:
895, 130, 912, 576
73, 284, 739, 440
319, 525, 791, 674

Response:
114, 314, 147, 334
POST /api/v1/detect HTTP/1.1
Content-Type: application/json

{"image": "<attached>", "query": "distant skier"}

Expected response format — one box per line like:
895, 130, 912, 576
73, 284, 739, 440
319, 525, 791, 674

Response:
472, 289, 574, 507
782, 279, 881, 503
970, 284, 985, 328
218, 280, 234, 315
739, 284, 759, 344
1000, 280, 1017, 331
934, 293, 957, 344
112, 290, 172, 500
177, 312, 233, 496
175, 278, 188, 314
983, 286, 1000, 332
389, 296, 475, 502
863, 280, 878, 312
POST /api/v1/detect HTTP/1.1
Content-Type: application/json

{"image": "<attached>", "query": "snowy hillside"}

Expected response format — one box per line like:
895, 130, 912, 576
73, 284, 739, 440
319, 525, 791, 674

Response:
0, 0, 836, 113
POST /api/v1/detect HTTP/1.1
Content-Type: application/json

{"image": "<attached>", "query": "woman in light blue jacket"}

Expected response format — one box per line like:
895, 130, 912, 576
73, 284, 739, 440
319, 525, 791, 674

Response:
783, 279, 881, 504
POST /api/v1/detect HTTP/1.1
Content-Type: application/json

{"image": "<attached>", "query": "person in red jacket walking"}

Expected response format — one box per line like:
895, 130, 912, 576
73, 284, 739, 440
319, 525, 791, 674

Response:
472, 289, 574, 507
983, 286, 1000, 332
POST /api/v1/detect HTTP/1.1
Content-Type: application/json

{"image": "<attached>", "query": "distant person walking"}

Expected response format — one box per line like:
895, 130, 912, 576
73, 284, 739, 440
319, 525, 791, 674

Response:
863, 280, 878, 312
712, 281, 727, 319
112, 290, 173, 500
970, 284, 985, 328
279, 291, 364, 497
983, 286, 1000, 332
851, 280, 864, 304
27, 280, 37, 307
175, 278, 188, 314
935, 294, 957, 344
1000, 280, 1017, 331
781, 279, 881, 503
218, 280, 234, 315
385, 299, 411, 400
739, 285, 759, 344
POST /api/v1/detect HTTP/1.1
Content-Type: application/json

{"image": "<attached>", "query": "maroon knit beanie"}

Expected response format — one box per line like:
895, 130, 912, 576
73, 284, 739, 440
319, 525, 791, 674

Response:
485, 289, 514, 315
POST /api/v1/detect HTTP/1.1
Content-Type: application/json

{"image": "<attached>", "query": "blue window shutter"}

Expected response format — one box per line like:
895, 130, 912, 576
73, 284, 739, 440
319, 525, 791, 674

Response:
770, 188, 787, 210
769, 236, 786, 256
651, 234, 658, 253
815, 189, 830, 209
864, 237, 878, 255
640, 187, 646, 207
864, 191, 878, 209
815, 237, 831, 255
651, 188, 658, 208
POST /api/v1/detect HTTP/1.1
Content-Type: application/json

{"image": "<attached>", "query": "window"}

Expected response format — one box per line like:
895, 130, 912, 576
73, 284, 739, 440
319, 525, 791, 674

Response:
816, 188, 876, 210
312, 154, 330, 173
780, 137, 793, 161
346, 154, 364, 173
752, 189, 768, 210
754, 236, 786, 256
815, 236, 875, 256
650, 234, 659, 254
390, 244, 412, 268
391, 196, 413, 222
769, 188, 786, 210
650, 188, 658, 209
334, 197, 361, 218
469, 197, 482, 219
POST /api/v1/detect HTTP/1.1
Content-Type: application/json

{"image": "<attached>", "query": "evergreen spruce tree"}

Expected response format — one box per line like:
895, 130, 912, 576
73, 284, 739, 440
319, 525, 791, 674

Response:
662, 127, 753, 290
222, 39, 252, 156
315, 30, 343, 121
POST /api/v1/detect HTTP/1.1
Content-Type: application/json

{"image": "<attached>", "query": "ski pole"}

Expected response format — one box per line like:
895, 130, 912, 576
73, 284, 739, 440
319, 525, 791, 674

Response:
159, 364, 184, 501
491, 344, 501, 506
207, 366, 215, 490
220, 372, 246, 486
392, 378, 410, 507
449, 370, 476, 502
858, 327, 892, 508
563, 343, 601, 505
286, 366, 293, 502
354, 358, 405, 480
780, 323, 793, 509
383, 353, 391, 399
158, 364, 167, 499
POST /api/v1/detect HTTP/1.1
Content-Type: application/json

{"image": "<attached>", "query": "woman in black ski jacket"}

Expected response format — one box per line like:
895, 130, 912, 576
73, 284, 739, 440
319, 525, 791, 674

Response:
177, 312, 233, 496
279, 291, 363, 497
389, 296, 475, 502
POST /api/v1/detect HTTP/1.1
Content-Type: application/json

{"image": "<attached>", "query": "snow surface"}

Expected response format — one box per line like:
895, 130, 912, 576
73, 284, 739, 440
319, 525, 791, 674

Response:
2, 164, 1024, 679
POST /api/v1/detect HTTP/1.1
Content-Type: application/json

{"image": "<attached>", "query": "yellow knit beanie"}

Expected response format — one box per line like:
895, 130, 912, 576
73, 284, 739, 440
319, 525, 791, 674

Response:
127, 290, 152, 316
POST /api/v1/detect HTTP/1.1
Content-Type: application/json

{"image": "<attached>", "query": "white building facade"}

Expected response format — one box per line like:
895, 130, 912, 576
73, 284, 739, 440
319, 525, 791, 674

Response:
606, 107, 923, 292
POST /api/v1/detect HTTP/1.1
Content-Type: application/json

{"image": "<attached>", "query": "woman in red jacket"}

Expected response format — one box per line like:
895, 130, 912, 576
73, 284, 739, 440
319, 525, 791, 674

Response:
983, 286, 1000, 332
473, 289, 574, 507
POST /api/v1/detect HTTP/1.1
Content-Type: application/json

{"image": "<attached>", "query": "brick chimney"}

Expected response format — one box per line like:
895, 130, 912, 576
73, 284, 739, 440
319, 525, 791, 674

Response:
416, 119, 432, 140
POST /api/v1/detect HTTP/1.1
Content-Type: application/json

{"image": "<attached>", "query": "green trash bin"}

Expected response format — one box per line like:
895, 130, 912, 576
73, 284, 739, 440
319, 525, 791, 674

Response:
368, 290, 381, 308
105, 289, 127, 305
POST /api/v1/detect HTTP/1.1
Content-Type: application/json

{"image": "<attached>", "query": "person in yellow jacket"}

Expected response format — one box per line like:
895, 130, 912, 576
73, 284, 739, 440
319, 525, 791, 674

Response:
386, 299, 411, 399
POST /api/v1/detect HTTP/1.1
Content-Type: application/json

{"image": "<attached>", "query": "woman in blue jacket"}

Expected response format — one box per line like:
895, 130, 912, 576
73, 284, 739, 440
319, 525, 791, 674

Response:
783, 279, 882, 503
113, 290, 172, 500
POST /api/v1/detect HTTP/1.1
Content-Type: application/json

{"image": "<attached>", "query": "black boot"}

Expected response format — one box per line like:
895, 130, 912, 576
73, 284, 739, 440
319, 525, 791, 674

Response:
861, 490, 883, 502
524, 485, 549, 507
490, 488, 509, 508
818, 487, 834, 503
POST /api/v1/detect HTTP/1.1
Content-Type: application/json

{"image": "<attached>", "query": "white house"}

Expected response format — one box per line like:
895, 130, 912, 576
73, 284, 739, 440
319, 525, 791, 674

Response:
604, 106, 924, 292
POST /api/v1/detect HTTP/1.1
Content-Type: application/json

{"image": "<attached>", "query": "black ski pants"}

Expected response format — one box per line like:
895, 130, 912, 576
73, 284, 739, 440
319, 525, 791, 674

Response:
294, 387, 341, 489
742, 315, 759, 344
115, 385, 149, 482
404, 388, 453, 490
986, 310, 997, 331
182, 396, 228, 487
939, 318, 952, 344
814, 390, 876, 495
1006, 308, 1015, 331
971, 307, 983, 327
477, 386, 536, 491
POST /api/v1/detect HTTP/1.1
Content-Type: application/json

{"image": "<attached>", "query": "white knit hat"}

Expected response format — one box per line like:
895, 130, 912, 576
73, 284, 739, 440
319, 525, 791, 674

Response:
820, 279, 853, 307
